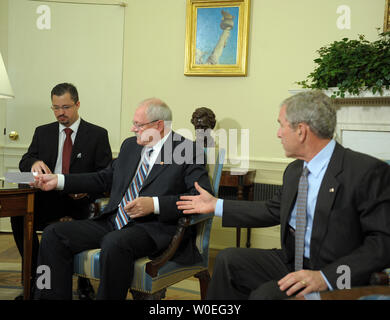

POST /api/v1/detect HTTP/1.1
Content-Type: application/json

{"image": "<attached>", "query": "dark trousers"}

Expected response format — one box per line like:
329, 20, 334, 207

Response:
207, 226, 312, 300
33, 217, 156, 300
10, 191, 90, 279
207, 248, 294, 300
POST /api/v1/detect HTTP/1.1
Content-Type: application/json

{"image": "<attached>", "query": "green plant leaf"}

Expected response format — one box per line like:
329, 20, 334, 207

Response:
297, 32, 390, 96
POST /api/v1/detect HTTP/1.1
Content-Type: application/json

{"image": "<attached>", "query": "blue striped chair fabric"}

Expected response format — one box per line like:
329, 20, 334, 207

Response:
74, 148, 225, 298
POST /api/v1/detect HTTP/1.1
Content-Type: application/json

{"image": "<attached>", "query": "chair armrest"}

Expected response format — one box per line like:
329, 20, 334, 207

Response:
188, 213, 214, 226
146, 217, 190, 277
369, 270, 390, 286
145, 214, 214, 277
90, 197, 110, 217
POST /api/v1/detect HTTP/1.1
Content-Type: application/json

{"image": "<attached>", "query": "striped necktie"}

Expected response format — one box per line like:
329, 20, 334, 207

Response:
294, 166, 309, 271
114, 148, 153, 229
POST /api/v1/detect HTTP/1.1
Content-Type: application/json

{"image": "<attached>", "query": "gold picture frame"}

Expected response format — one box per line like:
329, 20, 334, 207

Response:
184, 0, 251, 76
385, 0, 390, 32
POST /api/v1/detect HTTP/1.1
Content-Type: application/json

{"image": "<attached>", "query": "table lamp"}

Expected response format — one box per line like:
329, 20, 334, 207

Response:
0, 52, 14, 99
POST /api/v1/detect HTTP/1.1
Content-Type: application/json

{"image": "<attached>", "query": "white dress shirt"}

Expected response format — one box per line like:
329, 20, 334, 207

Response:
54, 117, 81, 174
142, 131, 172, 214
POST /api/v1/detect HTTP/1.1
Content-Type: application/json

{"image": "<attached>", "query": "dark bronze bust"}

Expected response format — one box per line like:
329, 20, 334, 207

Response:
191, 107, 216, 147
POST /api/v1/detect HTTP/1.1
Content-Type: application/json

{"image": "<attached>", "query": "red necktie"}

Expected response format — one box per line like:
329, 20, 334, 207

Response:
62, 128, 73, 174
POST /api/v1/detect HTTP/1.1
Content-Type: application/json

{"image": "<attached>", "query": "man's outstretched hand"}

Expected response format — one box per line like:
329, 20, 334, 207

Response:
177, 182, 218, 214
30, 174, 58, 191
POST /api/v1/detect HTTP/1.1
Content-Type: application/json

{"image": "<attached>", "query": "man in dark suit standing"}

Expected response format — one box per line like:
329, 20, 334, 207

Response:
31, 97, 212, 299
12, 83, 112, 299
177, 90, 390, 299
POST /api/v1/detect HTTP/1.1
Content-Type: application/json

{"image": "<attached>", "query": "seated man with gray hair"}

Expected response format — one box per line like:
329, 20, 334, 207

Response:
31, 97, 212, 299
177, 90, 390, 300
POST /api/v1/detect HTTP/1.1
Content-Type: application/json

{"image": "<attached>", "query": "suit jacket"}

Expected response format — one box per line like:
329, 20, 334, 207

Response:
222, 142, 390, 288
19, 119, 112, 225
63, 132, 212, 264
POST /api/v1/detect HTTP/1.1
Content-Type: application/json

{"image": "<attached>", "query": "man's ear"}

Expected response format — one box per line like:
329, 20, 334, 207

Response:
157, 120, 165, 133
297, 123, 308, 141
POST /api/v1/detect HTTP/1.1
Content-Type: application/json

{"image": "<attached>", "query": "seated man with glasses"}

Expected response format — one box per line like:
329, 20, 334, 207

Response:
12, 82, 112, 300
31, 97, 212, 300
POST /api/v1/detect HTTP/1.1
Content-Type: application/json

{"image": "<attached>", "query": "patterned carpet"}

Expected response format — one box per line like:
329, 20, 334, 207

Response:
0, 267, 202, 300
0, 232, 214, 300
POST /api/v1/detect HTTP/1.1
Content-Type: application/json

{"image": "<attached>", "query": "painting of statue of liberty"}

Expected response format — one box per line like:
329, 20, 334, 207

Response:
195, 7, 239, 65
184, 0, 250, 76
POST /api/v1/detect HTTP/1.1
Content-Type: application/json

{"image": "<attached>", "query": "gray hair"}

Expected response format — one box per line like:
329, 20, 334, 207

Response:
281, 90, 336, 139
139, 98, 172, 124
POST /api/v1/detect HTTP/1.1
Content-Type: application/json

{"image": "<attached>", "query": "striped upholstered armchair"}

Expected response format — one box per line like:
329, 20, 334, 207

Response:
73, 148, 225, 299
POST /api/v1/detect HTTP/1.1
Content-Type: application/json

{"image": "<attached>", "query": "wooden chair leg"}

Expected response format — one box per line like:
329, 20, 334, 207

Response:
195, 270, 211, 300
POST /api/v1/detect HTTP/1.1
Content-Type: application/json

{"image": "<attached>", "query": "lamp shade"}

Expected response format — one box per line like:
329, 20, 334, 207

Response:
0, 52, 14, 99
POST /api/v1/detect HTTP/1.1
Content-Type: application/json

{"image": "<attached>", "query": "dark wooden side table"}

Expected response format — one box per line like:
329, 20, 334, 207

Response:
219, 169, 256, 248
292, 286, 390, 300
0, 182, 37, 300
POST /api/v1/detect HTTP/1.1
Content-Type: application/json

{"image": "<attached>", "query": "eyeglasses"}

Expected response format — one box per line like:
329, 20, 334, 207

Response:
132, 119, 159, 129
51, 104, 76, 112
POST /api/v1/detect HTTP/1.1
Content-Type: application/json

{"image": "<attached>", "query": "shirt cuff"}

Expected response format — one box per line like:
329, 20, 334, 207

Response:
153, 196, 159, 214
214, 199, 224, 217
320, 270, 334, 291
56, 174, 64, 190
